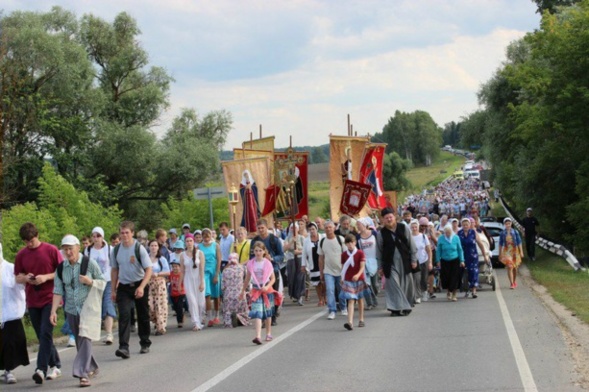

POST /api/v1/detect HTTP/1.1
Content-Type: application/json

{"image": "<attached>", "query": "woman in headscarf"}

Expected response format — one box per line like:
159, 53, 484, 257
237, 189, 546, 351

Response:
284, 223, 306, 306
302, 222, 326, 306
499, 217, 524, 289
0, 243, 30, 384
147, 240, 170, 335
457, 218, 489, 299
410, 219, 432, 304
356, 217, 379, 309
436, 224, 464, 301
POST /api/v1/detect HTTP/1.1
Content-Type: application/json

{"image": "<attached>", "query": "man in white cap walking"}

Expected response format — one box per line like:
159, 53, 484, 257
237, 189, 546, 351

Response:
51, 234, 104, 388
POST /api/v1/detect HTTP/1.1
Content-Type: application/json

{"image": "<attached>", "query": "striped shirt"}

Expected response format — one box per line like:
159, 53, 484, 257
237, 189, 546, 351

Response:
53, 255, 104, 315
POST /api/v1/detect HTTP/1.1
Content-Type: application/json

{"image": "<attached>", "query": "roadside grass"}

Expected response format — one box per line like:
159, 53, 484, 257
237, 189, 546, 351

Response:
526, 247, 589, 324
308, 181, 330, 219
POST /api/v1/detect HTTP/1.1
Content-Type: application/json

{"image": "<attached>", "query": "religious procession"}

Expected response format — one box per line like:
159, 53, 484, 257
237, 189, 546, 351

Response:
1, 129, 524, 389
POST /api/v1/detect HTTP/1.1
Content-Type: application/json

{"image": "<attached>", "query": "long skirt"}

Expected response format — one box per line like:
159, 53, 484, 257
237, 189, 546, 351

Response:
148, 278, 168, 333
0, 319, 30, 371
383, 252, 413, 312
441, 258, 461, 291
287, 255, 306, 300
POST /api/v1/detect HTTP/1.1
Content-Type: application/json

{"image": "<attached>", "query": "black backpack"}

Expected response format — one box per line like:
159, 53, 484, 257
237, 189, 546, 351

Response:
113, 241, 147, 267
319, 235, 344, 251
56, 256, 90, 291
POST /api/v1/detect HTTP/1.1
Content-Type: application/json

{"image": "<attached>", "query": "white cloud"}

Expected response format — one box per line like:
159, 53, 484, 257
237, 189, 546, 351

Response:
3, 0, 540, 148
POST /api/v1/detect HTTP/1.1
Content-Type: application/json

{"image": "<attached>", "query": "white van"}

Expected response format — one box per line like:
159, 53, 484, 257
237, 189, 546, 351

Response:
464, 170, 480, 179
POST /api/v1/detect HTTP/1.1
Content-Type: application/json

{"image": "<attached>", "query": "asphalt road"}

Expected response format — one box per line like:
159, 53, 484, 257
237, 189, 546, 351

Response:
8, 269, 585, 392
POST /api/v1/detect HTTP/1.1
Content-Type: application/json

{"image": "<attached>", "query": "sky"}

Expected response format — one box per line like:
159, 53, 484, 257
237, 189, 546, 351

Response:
3, 0, 541, 149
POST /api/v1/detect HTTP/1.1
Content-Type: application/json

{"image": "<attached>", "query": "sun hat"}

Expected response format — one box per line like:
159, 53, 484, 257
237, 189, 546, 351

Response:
61, 234, 80, 246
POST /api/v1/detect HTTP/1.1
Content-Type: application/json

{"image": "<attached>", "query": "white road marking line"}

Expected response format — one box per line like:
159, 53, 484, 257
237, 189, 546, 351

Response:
191, 309, 327, 392
495, 272, 539, 392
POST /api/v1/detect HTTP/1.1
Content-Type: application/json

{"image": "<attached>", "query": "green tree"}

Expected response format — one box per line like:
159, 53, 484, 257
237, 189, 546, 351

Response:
532, 0, 580, 13
160, 193, 230, 232
382, 151, 413, 191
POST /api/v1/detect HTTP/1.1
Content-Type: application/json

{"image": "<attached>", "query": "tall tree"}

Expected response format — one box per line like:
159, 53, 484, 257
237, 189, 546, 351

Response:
382, 151, 413, 191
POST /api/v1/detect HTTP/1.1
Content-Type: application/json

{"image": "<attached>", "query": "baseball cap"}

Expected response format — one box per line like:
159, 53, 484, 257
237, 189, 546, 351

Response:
173, 240, 185, 250
92, 227, 105, 237
182, 223, 190, 229
169, 228, 177, 234
61, 234, 80, 246
503, 217, 512, 223
193, 229, 202, 235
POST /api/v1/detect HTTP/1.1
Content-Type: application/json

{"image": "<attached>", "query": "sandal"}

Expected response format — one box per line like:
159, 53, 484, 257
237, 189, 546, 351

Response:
252, 337, 262, 345
358, 321, 365, 327
265, 335, 273, 342
88, 369, 99, 378
80, 377, 91, 388
344, 322, 353, 331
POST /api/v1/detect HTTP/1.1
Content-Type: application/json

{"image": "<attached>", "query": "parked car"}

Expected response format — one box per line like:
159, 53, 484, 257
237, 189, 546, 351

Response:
481, 221, 505, 268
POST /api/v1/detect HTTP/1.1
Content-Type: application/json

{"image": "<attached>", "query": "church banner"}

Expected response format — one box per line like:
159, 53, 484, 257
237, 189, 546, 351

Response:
241, 136, 275, 152
233, 148, 274, 160
222, 157, 272, 233
329, 135, 371, 220
273, 150, 309, 219
359, 143, 387, 209
340, 180, 372, 217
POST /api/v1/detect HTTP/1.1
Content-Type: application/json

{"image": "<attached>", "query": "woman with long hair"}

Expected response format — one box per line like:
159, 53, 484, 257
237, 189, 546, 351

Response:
180, 234, 206, 331
148, 240, 170, 335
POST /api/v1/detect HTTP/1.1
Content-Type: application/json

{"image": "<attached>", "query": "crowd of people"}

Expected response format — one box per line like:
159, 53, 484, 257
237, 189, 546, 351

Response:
0, 176, 536, 387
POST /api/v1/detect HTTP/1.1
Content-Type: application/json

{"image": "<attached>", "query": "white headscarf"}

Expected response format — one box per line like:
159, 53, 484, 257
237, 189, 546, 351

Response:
443, 223, 454, 242
241, 169, 255, 186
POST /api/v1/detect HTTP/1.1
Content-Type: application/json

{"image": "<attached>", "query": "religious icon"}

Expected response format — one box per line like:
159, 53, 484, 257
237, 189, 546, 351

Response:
341, 144, 352, 185
239, 169, 261, 233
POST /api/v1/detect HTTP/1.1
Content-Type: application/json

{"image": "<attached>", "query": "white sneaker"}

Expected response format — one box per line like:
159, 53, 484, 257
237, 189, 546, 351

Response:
341, 309, 348, 316
32, 369, 44, 384
46, 367, 61, 380
5, 371, 16, 384
104, 333, 113, 345
422, 292, 428, 302
67, 335, 76, 347
415, 298, 421, 304
327, 312, 336, 320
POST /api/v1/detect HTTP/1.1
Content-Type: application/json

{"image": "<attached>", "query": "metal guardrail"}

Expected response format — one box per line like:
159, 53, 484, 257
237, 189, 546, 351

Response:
498, 196, 584, 271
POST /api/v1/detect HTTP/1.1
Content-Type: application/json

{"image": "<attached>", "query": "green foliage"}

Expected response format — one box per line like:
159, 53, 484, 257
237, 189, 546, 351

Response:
442, 121, 462, 148
475, 1, 589, 251
2, 164, 122, 260
160, 193, 230, 232
382, 151, 413, 191
532, 0, 580, 14
374, 110, 442, 166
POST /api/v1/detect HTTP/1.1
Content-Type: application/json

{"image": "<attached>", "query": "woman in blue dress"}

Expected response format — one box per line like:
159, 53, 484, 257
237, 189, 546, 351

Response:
457, 218, 489, 298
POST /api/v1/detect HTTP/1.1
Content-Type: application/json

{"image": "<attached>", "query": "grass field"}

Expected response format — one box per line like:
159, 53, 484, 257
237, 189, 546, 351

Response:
527, 248, 589, 324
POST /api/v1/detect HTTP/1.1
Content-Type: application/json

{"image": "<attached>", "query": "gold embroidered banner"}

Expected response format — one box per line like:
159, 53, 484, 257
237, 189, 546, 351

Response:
233, 148, 274, 161
329, 135, 371, 220
222, 157, 273, 233
241, 136, 275, 152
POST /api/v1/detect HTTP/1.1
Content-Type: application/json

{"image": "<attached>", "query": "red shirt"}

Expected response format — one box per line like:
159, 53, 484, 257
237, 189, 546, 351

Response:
169, 271, 185, 296
14, 242, 62, 308
340, 249, 366, 281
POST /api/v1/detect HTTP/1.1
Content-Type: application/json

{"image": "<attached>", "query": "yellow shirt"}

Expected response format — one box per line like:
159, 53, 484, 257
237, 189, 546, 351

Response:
235, 240, 251, 264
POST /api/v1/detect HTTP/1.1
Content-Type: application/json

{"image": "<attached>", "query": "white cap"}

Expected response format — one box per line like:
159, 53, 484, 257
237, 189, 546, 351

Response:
92, 227, 105, 237
61, 234, 80, 246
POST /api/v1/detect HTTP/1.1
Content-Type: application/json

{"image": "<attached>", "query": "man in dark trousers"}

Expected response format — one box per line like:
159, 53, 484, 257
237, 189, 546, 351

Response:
522, 208, 539, 261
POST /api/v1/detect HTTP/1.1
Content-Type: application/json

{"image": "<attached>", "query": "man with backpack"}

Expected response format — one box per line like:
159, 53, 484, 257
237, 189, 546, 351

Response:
51, 235, 104, 388
110, 221, 152, 359
249, 219, 284, 326
318, 220, 346, 320
84, 227, 116, 345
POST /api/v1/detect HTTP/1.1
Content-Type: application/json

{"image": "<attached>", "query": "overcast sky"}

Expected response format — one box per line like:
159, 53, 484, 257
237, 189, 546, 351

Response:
4, 0, 540, 149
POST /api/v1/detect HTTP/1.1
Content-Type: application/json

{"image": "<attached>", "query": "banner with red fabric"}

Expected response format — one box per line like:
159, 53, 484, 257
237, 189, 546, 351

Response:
339, 180, 372, 216
273, 150, 309, 219
359, 144, 387, 209
261, 184, 279, 217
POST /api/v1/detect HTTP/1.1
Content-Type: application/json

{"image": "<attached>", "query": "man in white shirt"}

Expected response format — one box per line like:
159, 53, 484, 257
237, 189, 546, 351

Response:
317, 221, 346, 320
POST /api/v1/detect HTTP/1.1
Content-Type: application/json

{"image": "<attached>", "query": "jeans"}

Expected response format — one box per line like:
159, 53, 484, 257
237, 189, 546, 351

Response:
28, 304, 61, 374
116, 282, 151, 350
324, 274, 346, 313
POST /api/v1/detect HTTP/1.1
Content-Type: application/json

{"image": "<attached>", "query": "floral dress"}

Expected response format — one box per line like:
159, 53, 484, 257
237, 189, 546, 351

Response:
500, 230, 522, 269
458, 229, 479, 289
221, 263, 250, 327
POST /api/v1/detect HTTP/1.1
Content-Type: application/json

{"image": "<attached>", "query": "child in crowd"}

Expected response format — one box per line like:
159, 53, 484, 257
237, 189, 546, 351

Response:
221, 253, 250, 328
169, 260, 186, 328
341, 234, 367, 331
241, 242, 282, 345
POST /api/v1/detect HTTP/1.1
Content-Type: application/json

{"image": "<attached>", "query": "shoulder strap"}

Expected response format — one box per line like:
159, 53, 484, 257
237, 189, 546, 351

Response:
114, 243, 121, 261
135, 241, 142, 263
320, 237, 325, 250
85, 245, 92, 257
80, 256, 90, 276
57, 262, 64, 283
